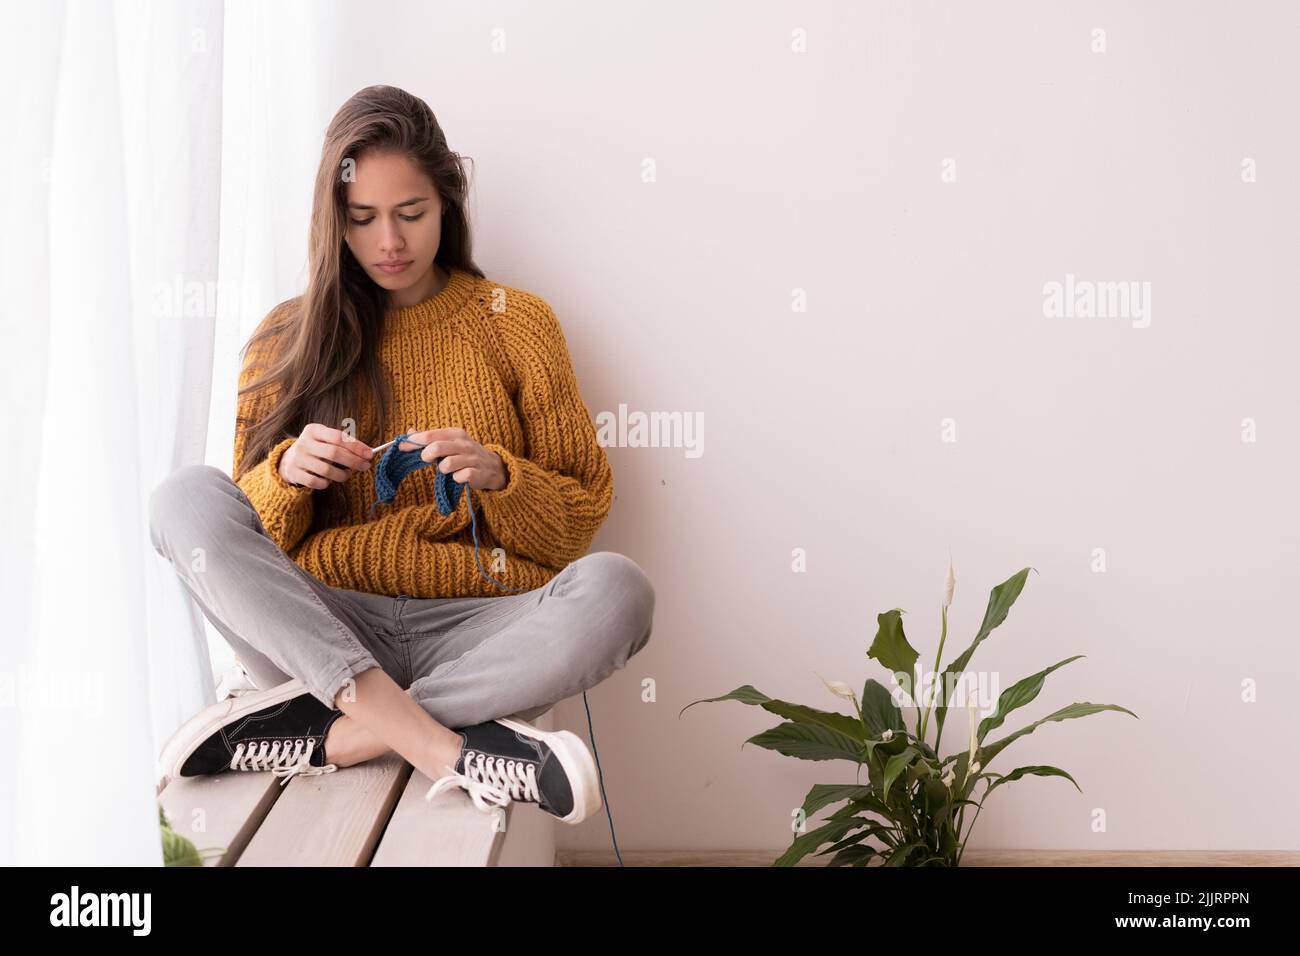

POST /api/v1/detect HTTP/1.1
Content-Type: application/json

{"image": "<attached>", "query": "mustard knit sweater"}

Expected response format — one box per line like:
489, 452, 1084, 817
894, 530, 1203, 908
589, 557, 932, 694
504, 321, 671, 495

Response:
233, 266, 614, 598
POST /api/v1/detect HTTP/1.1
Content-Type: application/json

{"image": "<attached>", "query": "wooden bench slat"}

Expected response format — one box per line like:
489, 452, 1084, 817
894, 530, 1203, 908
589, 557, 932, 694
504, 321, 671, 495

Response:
236, 753, 408, 867
370, 768, 511, 866
160, 771, 283, 866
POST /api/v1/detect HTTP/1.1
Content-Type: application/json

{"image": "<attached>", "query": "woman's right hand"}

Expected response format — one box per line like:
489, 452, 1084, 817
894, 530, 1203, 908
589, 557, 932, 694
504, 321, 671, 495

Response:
278, 424, 374, 489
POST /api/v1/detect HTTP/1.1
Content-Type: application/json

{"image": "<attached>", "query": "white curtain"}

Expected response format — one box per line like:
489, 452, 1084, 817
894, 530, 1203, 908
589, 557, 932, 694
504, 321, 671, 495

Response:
0, 0, 305, 865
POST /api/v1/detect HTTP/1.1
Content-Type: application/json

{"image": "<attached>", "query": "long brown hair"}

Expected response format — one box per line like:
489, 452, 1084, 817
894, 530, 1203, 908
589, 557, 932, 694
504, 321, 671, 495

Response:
234, 85, 484, 516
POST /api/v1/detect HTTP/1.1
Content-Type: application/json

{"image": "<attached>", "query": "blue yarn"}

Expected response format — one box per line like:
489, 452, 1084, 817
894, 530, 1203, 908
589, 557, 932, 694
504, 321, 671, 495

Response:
369, 431, 624, 865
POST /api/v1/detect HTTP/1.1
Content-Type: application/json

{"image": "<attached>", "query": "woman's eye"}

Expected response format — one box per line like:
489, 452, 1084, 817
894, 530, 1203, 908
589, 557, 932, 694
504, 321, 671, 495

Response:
349, 213, 423, 226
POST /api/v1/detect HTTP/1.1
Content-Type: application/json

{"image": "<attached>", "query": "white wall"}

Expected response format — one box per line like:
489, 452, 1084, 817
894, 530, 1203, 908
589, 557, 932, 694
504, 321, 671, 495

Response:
209, 0, 1300, 853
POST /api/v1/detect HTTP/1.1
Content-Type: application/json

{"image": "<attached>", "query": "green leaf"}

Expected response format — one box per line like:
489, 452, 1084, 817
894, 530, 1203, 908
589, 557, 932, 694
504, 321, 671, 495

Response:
932, 569, 1034, 743
979, 702, 1139, 768
678, 684, 770, 718
881, 746, 919, 801
860, 679, 905, 736
864, 733, 911, 760
816, 831, 869, 856
161, 825, 204, 867
826, 799, 871, 821
977, 656, 1085, 743
983, 764, 1082, 797
922, 777, 952, 817
846, 790, 900, 822
759, 699, 867, 742
817, 823, 893, 855
799, 783, 871, 819
774, 817, 871, 867
828, 844, 878, 867
899, 731, 939, 762
678, 683, 865, 741
883, 842, 926, 866
866, 609, 919, 691
745, 721, 865, 763
904, 758, 936, 788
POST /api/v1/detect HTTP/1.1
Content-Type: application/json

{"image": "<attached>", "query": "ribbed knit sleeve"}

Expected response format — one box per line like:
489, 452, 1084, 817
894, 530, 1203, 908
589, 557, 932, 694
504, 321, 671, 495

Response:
476, 297, 613, 571
232, 312, 315, 554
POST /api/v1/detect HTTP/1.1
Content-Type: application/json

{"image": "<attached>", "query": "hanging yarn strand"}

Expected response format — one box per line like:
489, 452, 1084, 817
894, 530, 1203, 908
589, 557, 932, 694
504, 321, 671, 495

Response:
367, 431, 623, 864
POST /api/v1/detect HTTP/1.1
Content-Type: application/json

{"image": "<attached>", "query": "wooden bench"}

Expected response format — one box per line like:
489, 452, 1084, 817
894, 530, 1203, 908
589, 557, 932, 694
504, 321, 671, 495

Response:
158, 712, 558, 867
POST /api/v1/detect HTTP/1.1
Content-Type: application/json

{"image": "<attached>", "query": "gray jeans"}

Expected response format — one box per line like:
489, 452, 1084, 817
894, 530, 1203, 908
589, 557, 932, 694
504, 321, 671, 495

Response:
147, 465, 655, 728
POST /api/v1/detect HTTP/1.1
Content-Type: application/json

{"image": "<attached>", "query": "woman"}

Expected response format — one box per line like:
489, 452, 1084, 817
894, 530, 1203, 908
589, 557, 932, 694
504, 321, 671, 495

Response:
148, 85, 655, 827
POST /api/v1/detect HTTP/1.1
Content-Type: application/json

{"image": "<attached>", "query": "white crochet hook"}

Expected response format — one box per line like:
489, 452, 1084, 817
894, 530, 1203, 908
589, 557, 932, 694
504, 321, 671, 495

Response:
370, 436, 427, 455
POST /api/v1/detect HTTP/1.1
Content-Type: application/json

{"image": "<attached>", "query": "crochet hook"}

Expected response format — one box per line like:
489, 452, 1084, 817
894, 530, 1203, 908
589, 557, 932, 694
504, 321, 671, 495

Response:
371, 436, 427, 454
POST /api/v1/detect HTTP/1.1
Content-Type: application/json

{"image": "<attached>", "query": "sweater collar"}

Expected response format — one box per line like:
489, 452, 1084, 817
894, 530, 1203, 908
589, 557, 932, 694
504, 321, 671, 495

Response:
384, 266, 477, 329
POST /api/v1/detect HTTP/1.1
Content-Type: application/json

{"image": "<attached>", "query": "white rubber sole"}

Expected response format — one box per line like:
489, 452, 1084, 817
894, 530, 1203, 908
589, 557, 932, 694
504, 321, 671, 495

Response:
494, 716, 602, 825
158, 677, 314, 784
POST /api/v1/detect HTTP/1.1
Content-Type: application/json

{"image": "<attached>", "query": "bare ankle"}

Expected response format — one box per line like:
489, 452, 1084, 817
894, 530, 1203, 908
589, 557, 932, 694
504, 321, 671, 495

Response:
428, 730, 464, 780
324, 714, 387, 768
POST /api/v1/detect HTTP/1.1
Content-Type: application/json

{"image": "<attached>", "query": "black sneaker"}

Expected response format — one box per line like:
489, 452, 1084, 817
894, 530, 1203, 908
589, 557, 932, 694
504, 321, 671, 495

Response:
159, 678, 346, 786
424, 716, 601, 825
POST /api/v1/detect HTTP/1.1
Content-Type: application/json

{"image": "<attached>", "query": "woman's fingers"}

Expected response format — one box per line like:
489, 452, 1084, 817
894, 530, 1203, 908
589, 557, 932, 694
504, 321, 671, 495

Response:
283, 424, 375, 489
310, 436, 372, 472
284, 462, 328, 490
419, 437, 474, 464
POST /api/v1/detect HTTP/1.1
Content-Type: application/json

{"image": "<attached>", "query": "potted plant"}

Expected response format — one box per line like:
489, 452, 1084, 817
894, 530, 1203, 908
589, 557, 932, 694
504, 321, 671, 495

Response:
681, 563, 1138, 866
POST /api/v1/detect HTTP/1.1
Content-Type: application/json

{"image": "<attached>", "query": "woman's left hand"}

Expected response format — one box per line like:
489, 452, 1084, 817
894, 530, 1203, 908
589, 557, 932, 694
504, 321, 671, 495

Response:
402, 427, 507, 491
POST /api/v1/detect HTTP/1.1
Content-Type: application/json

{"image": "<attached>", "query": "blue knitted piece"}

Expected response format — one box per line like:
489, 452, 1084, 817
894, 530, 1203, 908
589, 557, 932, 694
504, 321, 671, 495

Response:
368, 431, 463, 517
367, 432, 526, 595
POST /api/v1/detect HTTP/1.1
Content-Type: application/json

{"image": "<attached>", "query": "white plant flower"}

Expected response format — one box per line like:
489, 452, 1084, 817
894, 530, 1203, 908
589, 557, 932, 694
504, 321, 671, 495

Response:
815, 671, 857, 704
881, 729, 894, 742
943, 557, 956, 609
942, 768, 956, 787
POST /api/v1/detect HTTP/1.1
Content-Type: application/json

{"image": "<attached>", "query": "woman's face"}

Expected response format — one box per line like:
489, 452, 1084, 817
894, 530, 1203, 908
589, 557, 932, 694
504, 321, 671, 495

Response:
343, 150, 447, 308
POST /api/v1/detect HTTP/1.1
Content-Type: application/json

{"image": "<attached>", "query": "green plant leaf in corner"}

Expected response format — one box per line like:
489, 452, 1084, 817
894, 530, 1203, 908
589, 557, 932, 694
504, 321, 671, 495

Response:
162, 824, 204, 867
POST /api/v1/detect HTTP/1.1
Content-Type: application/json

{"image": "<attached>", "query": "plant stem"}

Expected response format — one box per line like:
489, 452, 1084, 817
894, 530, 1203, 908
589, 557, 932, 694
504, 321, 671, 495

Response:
919, 604, 949, 743
955, 790, 987, 866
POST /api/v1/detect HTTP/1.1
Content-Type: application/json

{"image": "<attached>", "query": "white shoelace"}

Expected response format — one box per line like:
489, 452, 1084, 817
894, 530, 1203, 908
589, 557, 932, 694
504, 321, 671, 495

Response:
425, 751, 541, 814
229, 738, 339, 787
